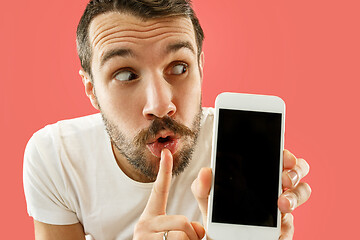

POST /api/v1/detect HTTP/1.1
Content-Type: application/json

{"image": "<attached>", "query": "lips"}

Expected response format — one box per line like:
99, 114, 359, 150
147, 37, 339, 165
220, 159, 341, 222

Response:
146, 132, 180, 157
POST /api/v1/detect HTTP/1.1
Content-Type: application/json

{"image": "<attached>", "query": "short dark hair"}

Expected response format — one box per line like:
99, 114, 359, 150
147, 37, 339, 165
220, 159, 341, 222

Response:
76, 0, 204, 77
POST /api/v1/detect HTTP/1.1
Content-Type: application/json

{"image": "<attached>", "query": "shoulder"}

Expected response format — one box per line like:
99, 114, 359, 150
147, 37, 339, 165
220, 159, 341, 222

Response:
201, 107, 215, 124
26, 113, 104, 152
201, 107, 214, 118
200, 107, 214, 131
24, 113, 107, 181
23, 114, 109, 224
187, 107, 215, 169
31, 113, 103, 140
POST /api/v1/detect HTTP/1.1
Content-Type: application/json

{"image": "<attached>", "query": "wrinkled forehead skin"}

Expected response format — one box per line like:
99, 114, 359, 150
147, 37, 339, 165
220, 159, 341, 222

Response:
88, 12, 198, 73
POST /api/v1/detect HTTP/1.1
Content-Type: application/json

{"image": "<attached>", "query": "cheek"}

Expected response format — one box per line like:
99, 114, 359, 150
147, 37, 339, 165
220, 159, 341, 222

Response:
173, 74, 202, 125
94, 81, 146, 135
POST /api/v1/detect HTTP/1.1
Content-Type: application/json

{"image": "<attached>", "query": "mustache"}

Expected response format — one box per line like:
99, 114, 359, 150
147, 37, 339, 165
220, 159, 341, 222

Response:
134, 116, 196, 147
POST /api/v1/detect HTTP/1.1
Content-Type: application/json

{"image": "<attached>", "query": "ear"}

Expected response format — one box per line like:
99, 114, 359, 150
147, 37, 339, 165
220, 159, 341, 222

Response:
199, 51, 205, 84
79, 69, 100, 110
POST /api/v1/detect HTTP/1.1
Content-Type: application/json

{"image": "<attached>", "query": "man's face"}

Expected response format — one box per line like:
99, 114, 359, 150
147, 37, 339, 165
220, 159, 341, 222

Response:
82, 12, 204, 182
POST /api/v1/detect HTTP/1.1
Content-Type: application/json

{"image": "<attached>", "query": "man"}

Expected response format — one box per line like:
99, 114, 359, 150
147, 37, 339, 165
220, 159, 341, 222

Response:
23, 0, 311, 239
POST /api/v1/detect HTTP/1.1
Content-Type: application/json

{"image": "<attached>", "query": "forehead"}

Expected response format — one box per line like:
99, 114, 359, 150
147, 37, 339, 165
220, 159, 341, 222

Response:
89, 12, 197, 59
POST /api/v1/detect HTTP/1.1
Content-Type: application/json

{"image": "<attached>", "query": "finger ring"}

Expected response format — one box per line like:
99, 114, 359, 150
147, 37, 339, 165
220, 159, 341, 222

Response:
163, 230, 169, 240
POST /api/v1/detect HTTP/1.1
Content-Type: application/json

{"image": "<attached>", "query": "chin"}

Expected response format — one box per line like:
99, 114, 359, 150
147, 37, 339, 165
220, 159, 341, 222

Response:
145, 147, 191, 180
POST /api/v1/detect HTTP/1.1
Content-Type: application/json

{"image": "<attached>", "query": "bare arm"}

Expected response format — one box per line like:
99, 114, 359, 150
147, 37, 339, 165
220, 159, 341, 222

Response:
34, 220, 86, 240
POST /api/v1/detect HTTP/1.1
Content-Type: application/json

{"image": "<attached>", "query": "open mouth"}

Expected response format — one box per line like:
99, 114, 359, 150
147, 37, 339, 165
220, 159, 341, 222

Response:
146, 133, 180, 158
157, 136, 172, 143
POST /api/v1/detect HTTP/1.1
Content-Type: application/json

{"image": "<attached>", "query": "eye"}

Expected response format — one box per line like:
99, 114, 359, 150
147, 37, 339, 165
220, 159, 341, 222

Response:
114, 69, 139, 82
169, 62, 188, 75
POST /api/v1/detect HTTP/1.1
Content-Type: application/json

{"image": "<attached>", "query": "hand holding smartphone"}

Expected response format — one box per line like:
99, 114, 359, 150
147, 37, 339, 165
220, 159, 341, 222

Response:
207, 93, 285, 240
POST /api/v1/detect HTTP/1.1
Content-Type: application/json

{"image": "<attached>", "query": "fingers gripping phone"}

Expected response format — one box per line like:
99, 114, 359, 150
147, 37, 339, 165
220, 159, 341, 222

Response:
207, 93, 285, 240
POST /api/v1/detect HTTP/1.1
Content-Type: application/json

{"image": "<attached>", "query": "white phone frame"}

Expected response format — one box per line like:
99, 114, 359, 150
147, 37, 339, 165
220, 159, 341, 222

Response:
207, 92, 285, 240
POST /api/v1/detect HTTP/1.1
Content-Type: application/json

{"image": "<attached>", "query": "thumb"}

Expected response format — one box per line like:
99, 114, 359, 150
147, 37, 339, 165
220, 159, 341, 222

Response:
191, 221, 206, 239
191, 167, 212, 227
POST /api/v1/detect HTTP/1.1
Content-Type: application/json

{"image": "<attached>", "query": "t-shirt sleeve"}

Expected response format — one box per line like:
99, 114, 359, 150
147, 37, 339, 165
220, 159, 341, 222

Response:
23, 129, 79, 225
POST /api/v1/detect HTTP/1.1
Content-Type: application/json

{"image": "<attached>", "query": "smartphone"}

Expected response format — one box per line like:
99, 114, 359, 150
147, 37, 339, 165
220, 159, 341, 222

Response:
207, 92, 285, 240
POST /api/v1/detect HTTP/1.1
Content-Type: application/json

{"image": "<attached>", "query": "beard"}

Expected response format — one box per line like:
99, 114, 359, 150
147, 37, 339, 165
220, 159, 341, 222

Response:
100, 106, 202, 181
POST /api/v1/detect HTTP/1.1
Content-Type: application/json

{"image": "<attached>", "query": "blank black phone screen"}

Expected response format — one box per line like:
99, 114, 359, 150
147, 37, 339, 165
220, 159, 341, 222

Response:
212, 109, 282, 227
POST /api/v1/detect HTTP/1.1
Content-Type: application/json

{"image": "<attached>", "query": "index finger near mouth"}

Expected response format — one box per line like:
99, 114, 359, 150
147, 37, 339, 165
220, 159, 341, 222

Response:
143, 148, 173, 216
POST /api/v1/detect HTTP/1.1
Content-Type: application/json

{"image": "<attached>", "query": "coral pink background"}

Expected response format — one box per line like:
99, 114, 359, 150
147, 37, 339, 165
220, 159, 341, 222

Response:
1, 0, 359, 239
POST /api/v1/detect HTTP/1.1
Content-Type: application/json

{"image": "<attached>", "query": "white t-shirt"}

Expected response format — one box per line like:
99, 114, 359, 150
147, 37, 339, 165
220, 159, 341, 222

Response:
23, 108, 214, 240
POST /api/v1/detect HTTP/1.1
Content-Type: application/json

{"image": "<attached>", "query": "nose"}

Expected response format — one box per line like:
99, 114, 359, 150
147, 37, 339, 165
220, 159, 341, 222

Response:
142, 75, 176, 120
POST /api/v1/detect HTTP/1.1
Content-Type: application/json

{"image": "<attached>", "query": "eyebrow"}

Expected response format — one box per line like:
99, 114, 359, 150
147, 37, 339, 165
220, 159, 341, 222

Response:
100, 41, 195, 67
166, 41, 196, 55
100, 48, 135, 67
